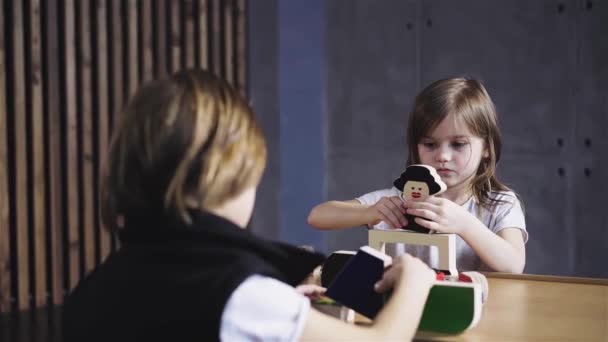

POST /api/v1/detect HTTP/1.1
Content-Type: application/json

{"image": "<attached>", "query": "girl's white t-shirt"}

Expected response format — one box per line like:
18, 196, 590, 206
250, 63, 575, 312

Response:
356, 187, 528, 271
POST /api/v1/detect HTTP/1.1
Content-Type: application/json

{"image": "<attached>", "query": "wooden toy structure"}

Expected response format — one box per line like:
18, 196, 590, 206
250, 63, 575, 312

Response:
319, 165, 485, 334
367, 230, 484, 334
365, 165, 484, 334
368, 230, 459, 277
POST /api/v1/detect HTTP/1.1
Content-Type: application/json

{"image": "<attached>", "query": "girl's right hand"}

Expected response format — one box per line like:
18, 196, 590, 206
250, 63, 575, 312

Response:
374, 254, 435, 294
366, 196, 408, 228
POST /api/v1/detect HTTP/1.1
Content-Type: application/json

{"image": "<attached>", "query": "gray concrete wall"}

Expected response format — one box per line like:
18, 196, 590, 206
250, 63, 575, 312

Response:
325, 0, 421, 254
572, 0, 608, 278
325, 0, 608, 278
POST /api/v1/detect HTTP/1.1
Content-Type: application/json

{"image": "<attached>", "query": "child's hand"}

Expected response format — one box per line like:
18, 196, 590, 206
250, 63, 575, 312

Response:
295, 284, 326, 300
366, 196, 408, 229
404, 197, 476, 235
374, 254, 435, 293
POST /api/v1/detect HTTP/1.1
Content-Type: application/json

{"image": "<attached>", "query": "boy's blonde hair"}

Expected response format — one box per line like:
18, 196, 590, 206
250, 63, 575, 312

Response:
101, 69, 266, 231
406, 77, 510, 208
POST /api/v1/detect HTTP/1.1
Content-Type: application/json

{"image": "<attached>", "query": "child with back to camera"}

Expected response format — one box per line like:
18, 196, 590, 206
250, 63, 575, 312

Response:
62, 69, 437, 342
309, 78, 527, 273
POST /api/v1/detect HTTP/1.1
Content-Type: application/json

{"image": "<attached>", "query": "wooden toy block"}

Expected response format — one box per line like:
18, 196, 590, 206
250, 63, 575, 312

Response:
368, 229, 458, 277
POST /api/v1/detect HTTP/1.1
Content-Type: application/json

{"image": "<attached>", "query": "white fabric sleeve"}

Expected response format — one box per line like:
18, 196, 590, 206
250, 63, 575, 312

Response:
220, 275, 310, 342
355, 188, 401, 206
492, 195, 528, 243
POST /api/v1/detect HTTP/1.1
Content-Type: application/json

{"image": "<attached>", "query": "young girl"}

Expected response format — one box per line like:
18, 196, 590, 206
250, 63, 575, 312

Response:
308, 78, 527, 274
63, 69, 436, 341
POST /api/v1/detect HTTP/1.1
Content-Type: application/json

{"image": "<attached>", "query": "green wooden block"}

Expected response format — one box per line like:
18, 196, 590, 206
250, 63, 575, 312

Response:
418, 282, 482, 334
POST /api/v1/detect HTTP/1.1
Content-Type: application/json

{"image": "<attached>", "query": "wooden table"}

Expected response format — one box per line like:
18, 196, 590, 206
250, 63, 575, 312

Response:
417, 273, 608, 341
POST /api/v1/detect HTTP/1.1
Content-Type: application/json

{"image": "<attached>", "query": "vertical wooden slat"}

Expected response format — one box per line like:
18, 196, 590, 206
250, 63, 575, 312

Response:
184, 0, 195, 68
223, 0, 234, 84
154, 0, 168, 78
108, 0, 123, 254
30, 0, 48, 307
236, 0, 246, 95
198, 0, 208, 69
211, 0, 221, 75
170, 0, 181, 72
13, 0, 31, 310
64, 0, 81, 290
78, 0, 95, 275
141, 0, 153, 81
119, 0, 139, 98
0, 0, 12, 313
96, 0, 111, 261
127, 0, 138, 95
111, 0, 124, 124
45, 0, 64, 306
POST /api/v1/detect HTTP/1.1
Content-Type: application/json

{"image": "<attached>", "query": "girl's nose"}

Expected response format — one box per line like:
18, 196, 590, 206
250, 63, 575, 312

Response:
435, 145, 451, 162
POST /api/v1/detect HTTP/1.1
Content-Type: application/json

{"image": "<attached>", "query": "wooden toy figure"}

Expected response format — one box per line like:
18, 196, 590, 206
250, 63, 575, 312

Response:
393, 165, 447, 233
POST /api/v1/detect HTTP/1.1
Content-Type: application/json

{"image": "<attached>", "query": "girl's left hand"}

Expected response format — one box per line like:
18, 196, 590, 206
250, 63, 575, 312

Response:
404, 197, 475, 235
295, 284, 326, 300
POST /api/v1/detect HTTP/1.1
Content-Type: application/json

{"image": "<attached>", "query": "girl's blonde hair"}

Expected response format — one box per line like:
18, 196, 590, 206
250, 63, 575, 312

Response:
406, 77, 510, 209
101, 69, 266, 231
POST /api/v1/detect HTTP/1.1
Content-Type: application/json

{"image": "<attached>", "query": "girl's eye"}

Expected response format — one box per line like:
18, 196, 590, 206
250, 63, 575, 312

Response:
452, 141, 468, 149
421, 142, 436, 149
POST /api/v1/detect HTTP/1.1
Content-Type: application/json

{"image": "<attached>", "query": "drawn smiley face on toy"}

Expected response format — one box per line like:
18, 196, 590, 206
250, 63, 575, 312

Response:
403, 181, 430, 202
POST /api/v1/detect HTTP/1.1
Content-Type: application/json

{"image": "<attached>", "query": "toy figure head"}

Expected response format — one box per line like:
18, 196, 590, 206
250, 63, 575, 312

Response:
393, 165, 446, 201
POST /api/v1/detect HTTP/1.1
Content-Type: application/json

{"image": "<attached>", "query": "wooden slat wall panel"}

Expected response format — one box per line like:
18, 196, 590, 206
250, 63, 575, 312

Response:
44, 0, 64, 306
0, 0, 248, 314
236, 0, 246, 95
154, 0, 168, 78
95, 0, 111, 262
108, 0, 123, 255
211, 0, 222, 75
110, 0, 124, 129
0, 0, 11, 314
198, 0, 209, 69
170, 0, 182, 72
185, 0, 196, 68
141, 1, 154, 82
29, 0, 48, 308
13, 0, 31, 311
223, 0, 234, 84
63, 0, 80, 292
78, 0, 96, 275
126, 0, 138, 97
